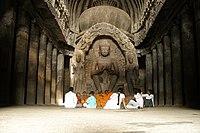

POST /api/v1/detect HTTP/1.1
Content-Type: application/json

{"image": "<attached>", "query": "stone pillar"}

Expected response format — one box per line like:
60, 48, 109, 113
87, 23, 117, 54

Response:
171, 24, 183, 106
51, 48, 57, 104
157, 42, 164, 106
64, 56, 71, 95
152, 49, 158, 106
45, 41, 53, 104
37, 31, 47, 104
0, 0, 16, 105
26, 21, 40, 104
13, 9, 30, 104
56, 53, 64, 104
194, 0, 200, 106
181, 8, 198, 107
145, 53, 153, 92
163, 35, 172, 105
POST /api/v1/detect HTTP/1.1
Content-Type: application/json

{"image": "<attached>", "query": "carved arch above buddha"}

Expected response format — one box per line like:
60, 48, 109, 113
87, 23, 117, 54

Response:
75, 22, 138, 67
72, 22, 139, 94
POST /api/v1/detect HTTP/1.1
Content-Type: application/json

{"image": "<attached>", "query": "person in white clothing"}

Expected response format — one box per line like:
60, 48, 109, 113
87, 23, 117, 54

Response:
142, 89, 154, 107
126, 89, 143, 109
134, 89, 144, 108
103, 88, 126, 109
126, 96, 140, 109
64, 87, 77, 108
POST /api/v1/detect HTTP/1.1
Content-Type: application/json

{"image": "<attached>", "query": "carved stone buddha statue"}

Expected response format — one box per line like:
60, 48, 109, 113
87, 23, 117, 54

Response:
91, 39, 119, 93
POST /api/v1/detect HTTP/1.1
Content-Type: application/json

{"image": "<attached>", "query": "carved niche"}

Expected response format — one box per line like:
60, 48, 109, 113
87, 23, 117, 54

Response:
72, 22, 138, 95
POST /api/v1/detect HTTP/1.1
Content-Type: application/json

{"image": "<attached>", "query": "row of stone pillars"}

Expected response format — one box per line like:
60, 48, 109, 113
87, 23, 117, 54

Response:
12, 9, 71, 105
145, 4, 200, 107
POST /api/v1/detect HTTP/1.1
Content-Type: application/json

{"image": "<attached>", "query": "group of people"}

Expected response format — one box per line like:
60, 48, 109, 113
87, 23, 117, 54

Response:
126, 89, 154, 109
63, 87, 154, 109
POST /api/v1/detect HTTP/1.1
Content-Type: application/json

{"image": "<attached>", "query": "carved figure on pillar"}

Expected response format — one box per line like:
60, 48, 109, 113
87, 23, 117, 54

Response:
91, 39, 119, 93
125, 53, 139, 95
72, 50, 85, 93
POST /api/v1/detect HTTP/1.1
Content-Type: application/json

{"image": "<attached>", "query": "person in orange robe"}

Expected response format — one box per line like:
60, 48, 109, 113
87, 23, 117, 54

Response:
81, 91, 88, 106
95, 90, 103, 107
101, 90, 113, 107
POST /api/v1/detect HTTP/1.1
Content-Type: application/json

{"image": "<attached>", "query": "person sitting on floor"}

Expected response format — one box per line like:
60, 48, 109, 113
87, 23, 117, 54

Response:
103, 88, 126, 109
126, 88, 144, 109
134, 88, 144, 108
142, 89, 154, 107
95, 89, 103, 108
64, 87, 77, 108
83, 91, 97, 108
76, 92, 82, 108
101, 90, 113, 107
81, 91, 88, 106
126, 95, 140, 109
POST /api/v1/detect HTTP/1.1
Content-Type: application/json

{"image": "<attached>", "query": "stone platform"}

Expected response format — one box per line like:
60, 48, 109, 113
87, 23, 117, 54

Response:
0, 106, 200, 133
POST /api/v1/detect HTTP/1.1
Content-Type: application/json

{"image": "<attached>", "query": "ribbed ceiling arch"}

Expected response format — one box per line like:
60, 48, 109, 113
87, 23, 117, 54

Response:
65, 0, 154, 33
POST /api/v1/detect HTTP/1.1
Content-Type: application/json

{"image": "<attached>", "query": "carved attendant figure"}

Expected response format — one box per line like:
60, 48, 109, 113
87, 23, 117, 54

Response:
125, 53, 139, 95
91, 39, 119, 93
72, 51, 85, 93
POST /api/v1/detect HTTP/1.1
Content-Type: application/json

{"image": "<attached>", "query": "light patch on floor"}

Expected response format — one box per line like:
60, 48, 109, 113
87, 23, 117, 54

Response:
0, 106, 200, 133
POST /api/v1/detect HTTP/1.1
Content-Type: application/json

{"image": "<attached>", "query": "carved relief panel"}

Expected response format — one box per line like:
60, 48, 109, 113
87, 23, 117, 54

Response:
72, 23, 138, 95
84, 37, 126, 93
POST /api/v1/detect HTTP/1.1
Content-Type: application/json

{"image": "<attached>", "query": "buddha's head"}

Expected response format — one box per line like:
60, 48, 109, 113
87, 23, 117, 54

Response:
99, 40, 110, 57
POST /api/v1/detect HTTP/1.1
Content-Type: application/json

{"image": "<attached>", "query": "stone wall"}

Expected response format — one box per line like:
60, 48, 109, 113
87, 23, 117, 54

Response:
144, 1, 200, 108
0, 0, 72, 106
0, 0, 16, 106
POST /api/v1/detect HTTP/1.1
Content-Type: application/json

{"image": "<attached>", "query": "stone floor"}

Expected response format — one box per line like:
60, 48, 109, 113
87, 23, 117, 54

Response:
0, 106, 200, 133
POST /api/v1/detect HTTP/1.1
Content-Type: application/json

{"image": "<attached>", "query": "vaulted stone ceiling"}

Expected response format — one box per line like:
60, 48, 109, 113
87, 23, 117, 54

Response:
31, 0, 185, 55
66, 0, 161, 32
65, 0, 166, 47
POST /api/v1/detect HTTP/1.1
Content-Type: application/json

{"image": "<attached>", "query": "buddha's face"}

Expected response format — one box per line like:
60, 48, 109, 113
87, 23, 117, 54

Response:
100, 45, 110, 57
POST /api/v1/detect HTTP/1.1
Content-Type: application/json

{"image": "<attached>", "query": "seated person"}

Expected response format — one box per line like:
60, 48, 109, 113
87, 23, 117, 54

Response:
83, 91, 97, 108
126, 89, 145, 109
76, 92, 82, 108
81, 91, 88, 105
126, 96, 140, 109
64, 87, 77, 108
95, 90, 103, 108
134, 88, 144, 108
101, 90, 113, 107
142, 89, 154, 107
103, 88, 126, 109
